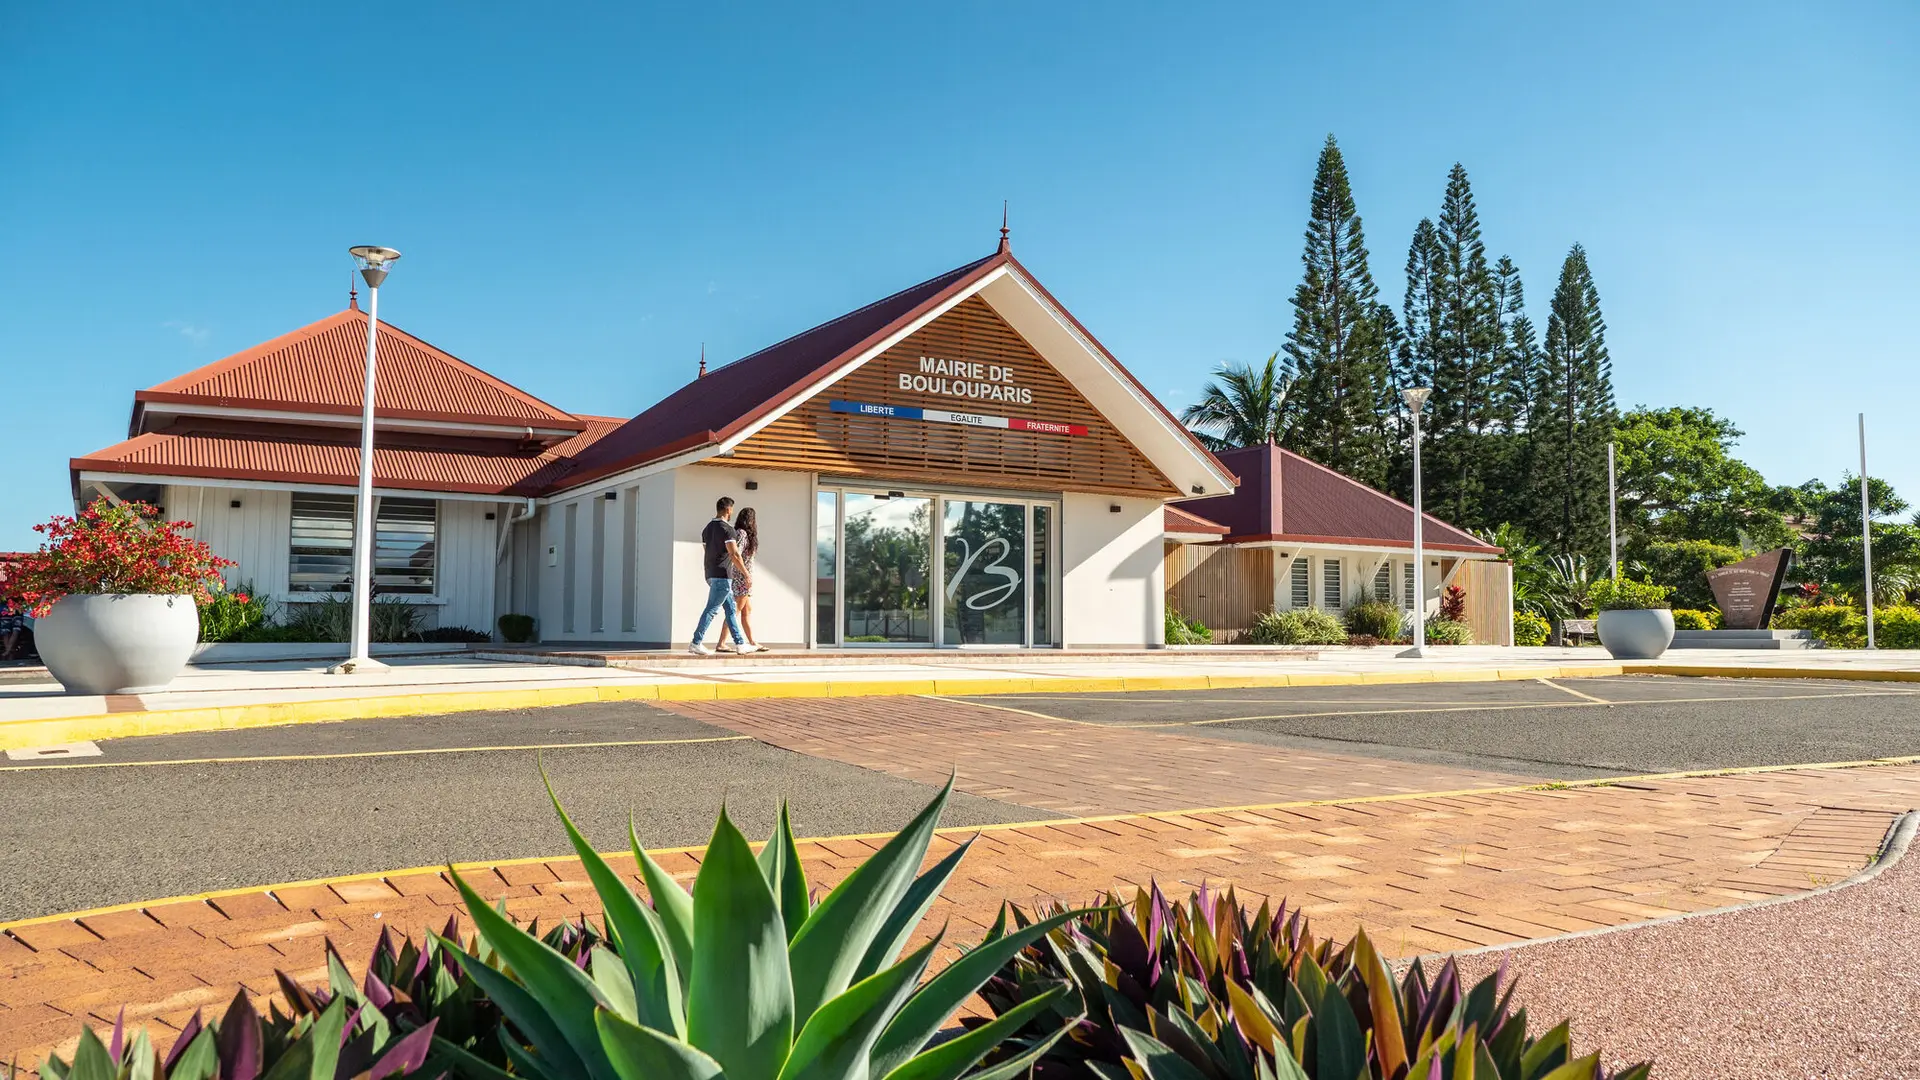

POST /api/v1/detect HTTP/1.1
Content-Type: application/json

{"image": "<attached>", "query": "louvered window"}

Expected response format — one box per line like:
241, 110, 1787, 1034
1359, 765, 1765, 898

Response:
289, 493, 437, 595
1289, 557, 1311, 609
1373, 563, 1392, 602
1322, 559, 1342, 610
1403, 562, 1416, 611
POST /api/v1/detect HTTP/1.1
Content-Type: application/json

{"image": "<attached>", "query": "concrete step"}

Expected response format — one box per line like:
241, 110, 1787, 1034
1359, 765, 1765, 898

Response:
1670, 629, 1816, 650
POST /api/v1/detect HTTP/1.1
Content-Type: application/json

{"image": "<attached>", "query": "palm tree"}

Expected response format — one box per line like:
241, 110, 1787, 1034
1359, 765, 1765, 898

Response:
1180, 353, 1294, 451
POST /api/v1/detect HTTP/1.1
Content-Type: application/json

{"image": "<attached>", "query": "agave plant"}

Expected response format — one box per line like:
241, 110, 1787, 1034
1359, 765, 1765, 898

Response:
428, 770, 1085, 1080
973, 884, 1651, 1080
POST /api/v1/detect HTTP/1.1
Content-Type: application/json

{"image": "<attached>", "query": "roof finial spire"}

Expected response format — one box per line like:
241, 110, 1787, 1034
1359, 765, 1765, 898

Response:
698, 342, 707, 378
348, 270, 360, 311
998, 201, 1010, 253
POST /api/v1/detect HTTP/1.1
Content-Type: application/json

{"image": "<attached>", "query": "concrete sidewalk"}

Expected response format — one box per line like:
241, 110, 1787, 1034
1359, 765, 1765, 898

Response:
5, 646, 1920, 752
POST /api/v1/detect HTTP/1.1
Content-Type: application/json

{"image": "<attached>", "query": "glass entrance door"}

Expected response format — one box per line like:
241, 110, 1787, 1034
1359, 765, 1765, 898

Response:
819, 487, 1057, 648
841, 492, 933, 644
941, 501, 1027, 645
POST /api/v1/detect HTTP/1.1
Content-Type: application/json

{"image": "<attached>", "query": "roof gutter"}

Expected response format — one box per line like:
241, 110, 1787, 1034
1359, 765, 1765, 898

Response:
495, 498, 538, 565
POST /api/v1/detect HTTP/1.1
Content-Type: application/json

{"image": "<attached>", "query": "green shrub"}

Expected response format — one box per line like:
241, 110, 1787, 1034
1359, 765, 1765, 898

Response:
978, 886, 1650, 1080
1875, 605, 1920, 649
44, 772, 1081, 1080
1671, 608, 1720, 631
1629, 539, 1743, 609
1344, 599, 1401, 640
1774, 603, 1866, 647
1422, 619, 1473, 645
1586, 576, 1672, 611
1513, 609, 1551, 646
498, 612, 537, 642
1244, 608, 1347, 645
421, 625, 492, 643
278, 595, 427, 642
197, 582, 271, 642
1164, 605, 1211, 645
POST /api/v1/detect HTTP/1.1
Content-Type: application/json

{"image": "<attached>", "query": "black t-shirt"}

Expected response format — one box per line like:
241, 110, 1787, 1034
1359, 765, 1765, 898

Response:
702, 518, 738, 579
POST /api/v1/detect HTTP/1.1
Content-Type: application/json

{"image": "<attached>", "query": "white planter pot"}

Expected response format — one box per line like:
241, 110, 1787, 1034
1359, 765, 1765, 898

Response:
1597, 608, 1675, 660
36, 593, 200, 694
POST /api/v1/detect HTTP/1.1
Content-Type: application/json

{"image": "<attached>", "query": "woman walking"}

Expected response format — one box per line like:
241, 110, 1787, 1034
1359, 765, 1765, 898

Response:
718, 507, 762, 651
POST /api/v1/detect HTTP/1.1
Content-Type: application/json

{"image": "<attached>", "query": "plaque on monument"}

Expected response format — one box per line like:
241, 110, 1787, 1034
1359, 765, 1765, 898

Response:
1706, 548, 1794, 630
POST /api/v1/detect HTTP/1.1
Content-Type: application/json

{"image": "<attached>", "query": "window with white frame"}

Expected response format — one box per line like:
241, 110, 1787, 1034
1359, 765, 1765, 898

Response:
1289, 557, 1311, 608
1403, 561, 1415, 611
1373, 562, 1392, 602
1322, 558, 1342, 610
289, 493, 437, 594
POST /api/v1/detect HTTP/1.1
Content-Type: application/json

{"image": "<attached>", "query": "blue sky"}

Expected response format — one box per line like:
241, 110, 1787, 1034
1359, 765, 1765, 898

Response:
2, 2, 1914, 549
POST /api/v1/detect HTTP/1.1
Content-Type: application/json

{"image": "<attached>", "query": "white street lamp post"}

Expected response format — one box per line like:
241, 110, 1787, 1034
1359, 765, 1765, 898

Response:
1402, 387, 1432, 658
333, 245, 402, 675
1862, 413, 1875, 650
1607, 442, 1619, 579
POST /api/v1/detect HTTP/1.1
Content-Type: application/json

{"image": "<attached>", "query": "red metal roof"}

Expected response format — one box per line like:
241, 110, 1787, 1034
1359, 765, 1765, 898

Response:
137, 308, 586, 431
552, 248, 1230, 492
1164, 505, 1229, 535
1177, 444, 1501, 555
73, 417, 623, 497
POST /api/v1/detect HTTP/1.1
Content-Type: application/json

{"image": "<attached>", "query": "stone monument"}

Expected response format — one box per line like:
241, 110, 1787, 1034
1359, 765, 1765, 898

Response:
1706, 548, 1794, 630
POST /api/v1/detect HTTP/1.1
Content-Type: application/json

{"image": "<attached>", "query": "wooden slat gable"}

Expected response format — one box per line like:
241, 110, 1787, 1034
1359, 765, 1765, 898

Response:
719, 297, 1177, 497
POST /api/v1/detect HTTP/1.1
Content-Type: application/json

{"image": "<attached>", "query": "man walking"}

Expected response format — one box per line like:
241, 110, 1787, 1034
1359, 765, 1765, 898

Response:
690, 496, 763, 655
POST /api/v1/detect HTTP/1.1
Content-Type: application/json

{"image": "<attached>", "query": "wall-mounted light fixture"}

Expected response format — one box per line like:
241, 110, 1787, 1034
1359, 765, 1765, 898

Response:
229, 499, 242, 509
1190, 485, 1204, 494
745, 480, 759, 491
1109, 504, 1122, 513
604, 491, 617, 501
484, 511, 496, 520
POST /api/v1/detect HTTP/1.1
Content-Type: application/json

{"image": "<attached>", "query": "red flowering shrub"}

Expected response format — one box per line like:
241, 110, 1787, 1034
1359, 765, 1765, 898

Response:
1439, 583, 1467, 623
3, 499, 234, 617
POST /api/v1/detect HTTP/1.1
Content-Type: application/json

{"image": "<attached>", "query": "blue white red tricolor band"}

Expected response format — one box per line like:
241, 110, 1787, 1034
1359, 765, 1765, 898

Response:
829, 399, 1088, 436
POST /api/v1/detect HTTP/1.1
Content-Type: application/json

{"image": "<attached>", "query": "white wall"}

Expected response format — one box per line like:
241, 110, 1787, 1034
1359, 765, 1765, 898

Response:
672, 465, 810, 648
1061, 493, 1163, 647
435, 500, 497, 634
166, 486, 293, 597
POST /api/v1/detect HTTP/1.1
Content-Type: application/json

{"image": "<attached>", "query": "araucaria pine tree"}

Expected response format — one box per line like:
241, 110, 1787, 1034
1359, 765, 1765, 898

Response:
1528, 243, 1616, 557
1423, 165, 1504, 529
1482, 254, 1541, 526
1280, 135, 1395, 487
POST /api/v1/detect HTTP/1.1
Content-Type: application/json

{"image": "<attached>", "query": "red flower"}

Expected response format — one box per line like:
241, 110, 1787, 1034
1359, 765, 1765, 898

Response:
1, 498, 234, 617
234, 593, 251, 604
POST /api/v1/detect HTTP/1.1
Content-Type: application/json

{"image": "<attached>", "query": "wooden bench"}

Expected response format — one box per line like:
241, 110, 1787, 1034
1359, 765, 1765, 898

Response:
1552, 618, 1597, 646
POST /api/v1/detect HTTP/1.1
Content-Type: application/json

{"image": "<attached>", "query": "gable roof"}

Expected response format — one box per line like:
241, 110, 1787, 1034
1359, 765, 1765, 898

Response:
137, 308, 586, 432
1178, 443, 1501, 555
551, 247, 1232, 495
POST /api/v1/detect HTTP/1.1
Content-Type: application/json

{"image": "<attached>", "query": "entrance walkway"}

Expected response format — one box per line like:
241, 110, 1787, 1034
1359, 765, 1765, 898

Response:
2, 762, 1912, 1067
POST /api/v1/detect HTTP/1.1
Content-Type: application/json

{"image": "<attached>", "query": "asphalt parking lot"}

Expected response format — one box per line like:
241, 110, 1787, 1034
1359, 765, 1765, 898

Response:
6, 674, 1920, 920
966, 675, 1920, 776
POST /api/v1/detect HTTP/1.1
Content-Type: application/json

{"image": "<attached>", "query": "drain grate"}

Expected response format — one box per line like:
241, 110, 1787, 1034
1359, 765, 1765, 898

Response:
4, 741, 104, 761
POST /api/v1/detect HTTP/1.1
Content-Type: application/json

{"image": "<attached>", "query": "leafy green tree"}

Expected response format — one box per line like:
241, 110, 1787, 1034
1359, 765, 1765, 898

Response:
1280, 135, 1395, 487
1794, 475, 1920, 605
1612, 406, 1798, 553
1627, 539, 1744, 609
1181, 353, 1293, 450
1526, 244, 1616, 557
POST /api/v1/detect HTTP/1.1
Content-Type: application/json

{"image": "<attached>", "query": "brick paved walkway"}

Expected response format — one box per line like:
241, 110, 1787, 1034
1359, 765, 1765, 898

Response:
659, 696, 1539, 814
3, 762, 1915, 1068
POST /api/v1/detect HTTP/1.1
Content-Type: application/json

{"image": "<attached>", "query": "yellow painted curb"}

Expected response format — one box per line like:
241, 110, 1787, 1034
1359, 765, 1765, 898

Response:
9, 661, 1920, 752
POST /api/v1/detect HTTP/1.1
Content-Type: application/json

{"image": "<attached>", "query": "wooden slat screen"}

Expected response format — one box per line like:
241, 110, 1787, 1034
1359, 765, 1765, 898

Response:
722, 297, 1176, 497
1164, 542, 1274, 641
1454, 559, 1514, 646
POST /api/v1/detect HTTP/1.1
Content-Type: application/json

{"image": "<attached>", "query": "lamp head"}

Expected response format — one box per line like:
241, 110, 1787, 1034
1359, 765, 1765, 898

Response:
348, 246, 402, 289
1400, 386, 1433, 414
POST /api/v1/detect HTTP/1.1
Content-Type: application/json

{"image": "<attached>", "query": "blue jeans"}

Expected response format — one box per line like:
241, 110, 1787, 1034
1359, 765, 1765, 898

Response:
691, 577, 746, 646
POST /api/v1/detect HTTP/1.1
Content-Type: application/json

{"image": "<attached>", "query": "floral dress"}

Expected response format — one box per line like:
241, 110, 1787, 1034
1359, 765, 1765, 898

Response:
729, 549, 754, 598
